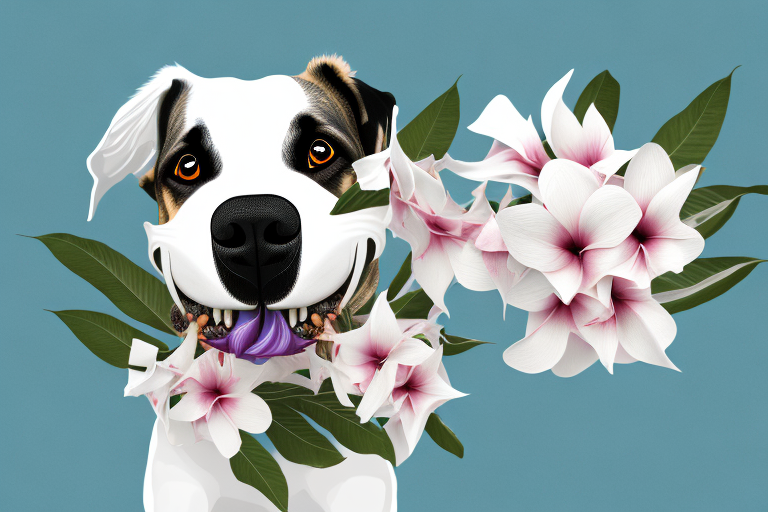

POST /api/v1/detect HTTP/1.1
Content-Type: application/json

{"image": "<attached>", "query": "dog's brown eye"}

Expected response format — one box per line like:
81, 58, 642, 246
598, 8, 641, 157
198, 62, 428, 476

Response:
308, 139, 334, 169
174, 154, 200, 181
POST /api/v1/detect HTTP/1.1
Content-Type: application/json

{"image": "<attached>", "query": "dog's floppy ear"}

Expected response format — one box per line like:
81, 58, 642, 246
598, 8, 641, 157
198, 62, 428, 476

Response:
86, 65, 196, 220
300, 55, 396, 155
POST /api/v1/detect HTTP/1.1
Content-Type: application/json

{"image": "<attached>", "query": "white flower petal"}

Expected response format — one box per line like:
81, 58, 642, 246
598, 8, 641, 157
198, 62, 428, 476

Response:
587, 237, 651, 289
388, 339, 434, 366
389, 109, 416, 201
369, 291, 408, 355
383, 415, 411, 466
579, 185, 641, 251
162, 325, 200, 374
614, 342, 638, 364
675, 163, 700, 180
614, 301, 679, 371
356, 361, 399, 423
544, 260, 583, 305
126, 366, 174, 398
538, 159, 600, 235
450, 241, 496, 292
506, 270, 558, 312
591, 149, 638, 182
467, 94, 534, 158
391, 200, 432, 258
128, 338, 160, 367
411, 240, 455, 313
475, 216, 511, 253
551, 333, 599, 378
221, 393, 272, 434
571, 295, 618, 374
581, 103, 614, 159
624, 143, 675, 212
496, 203, 573, 272
541, 69, 574, 144
168, 389, 213, 422
643, 165, 701, 234
503, 305, 572, 373
352, 148, 391, 191
411, 165, 448, 214
207, 404, 242, 459
550, 100, 594, 165
643, 227, 705, 278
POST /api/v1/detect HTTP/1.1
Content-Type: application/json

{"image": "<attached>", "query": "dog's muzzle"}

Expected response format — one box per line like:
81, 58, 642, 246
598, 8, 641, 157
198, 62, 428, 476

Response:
211, 195, 301, 306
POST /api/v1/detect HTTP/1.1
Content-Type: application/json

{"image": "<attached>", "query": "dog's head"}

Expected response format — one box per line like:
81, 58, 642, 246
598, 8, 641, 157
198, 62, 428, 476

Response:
87, 56, 395, 340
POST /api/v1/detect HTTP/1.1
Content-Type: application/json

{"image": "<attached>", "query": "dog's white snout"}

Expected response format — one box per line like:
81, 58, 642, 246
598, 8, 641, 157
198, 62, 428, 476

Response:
210, 194, 302, 307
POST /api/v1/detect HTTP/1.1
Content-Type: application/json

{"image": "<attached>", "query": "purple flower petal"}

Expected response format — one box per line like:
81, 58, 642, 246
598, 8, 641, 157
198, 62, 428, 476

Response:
205, 307, 313, 364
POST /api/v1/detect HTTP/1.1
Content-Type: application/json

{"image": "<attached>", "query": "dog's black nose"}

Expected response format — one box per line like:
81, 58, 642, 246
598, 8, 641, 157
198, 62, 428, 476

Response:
210, 195, 301, 306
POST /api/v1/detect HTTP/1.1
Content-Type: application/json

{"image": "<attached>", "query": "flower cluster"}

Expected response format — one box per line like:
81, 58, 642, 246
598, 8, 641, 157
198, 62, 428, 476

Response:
126, 320, 311, 458
318, 292, 465, 465
435, 71, 704, 376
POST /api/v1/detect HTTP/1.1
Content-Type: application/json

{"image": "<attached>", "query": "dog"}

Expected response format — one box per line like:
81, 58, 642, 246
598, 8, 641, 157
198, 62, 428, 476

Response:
88, 55, 395, 345
87, 56, 398, 512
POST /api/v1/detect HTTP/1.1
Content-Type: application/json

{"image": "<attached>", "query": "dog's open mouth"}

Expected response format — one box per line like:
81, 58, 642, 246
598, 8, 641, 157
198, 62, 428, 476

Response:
170, 289, 344, 342
167, 253, 364, 345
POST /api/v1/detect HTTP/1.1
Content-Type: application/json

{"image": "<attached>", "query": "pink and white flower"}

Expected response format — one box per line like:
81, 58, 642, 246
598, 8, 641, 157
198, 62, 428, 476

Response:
457, 188, 531, 314
438, 95, 550, 199
496, 158, 642, 304
439, 70, 636, 199
503, 274, 679, 376
593, 143, 705, 288
352, 107, 496, 313
571, 278, 679, 374
334, 291, 434, 422
169, 349, 273, 458
383, 346, 466, 465
389, 164, 494, 313
541, 70, 636, 181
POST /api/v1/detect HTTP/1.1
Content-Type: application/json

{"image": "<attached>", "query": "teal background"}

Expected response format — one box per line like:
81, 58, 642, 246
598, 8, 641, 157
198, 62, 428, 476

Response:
1, 1, 766, 510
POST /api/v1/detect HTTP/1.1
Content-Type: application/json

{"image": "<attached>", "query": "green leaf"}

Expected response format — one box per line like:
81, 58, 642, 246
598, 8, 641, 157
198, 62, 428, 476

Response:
32, 233, 176, 334
507, 194, 533, 207
266, 403, 345, 468
398, 78, 461, 161
542, 140, 557, 160
573, 70, 620, 132
387, 252, 412, 301
292, 393, 397, 466
425, 413, 464, 458
651, 257, 766, 314
440, 330, 492, 356
230, 432, 289, 512
255, 382, 316, 401
389, 289, 434, 319
330, 183, 389, 215
681, 185, 768, 239
651, 69, 737, 169
50, 310, 168, 368
354, 293, 376, 316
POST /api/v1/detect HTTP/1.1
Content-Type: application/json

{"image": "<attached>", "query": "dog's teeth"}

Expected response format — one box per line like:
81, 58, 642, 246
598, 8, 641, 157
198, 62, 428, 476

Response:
289, 308, 298, 327
299, 306, 307, 322
224, 309, 233, 328
213, 308, 222, 325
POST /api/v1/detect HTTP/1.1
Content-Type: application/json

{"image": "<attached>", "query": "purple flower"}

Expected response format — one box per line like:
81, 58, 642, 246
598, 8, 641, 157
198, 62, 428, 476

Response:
205, 307, 313, 364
